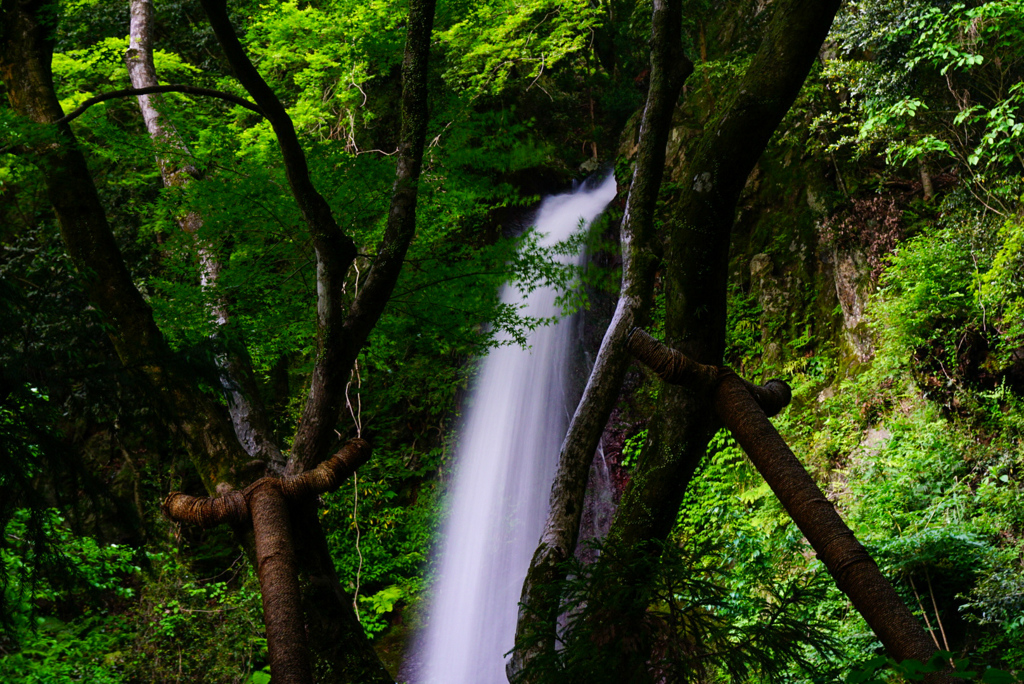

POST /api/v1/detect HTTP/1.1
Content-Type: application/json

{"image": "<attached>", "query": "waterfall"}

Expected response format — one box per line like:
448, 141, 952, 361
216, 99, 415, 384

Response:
412, 173, 618, 684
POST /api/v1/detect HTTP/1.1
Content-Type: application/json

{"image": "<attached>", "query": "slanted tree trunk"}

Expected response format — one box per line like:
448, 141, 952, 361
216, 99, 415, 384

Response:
599, 2, 952, 680
126, 0, 284, 472
510, 0, 691, 677
628, 331, 953, 683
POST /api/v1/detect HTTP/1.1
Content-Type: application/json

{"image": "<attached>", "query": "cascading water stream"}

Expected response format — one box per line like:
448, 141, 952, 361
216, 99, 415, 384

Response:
413, 173, 618, 684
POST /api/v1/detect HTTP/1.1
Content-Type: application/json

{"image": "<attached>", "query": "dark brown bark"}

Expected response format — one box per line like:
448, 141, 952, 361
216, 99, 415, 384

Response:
509, 0, 690, 677
0, 0, 250, 492
249, 479, 313, 684
165, 483, 313, 684
290, 500, 393, 684
288, 0, 438, 471
162, 488, 250, 527
281, 438, 370, 498
162, 440, 372, 522
627, 328, 791, 416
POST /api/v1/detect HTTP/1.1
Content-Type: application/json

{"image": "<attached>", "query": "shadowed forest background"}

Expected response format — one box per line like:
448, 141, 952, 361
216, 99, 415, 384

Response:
2, 0, 1024, 682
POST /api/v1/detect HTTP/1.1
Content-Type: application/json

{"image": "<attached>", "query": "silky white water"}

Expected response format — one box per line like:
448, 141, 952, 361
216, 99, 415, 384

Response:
413, 173, 618, 684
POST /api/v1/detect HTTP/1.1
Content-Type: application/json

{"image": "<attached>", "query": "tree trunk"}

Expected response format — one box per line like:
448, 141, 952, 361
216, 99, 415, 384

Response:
163, 441, 390, 684
291, 500, 394, 684
126, 0, 285, 472
3, 2, 401, 680
609, 0, 842, 558
510, 0, 691, 677
249, 480, 313, 684
0, 0, 250, 493
600, 1, 842, 680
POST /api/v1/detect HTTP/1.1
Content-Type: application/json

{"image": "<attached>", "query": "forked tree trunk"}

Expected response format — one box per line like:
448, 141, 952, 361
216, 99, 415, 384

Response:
195, 0, 358, 471
509, 0, 691, 677
287, 0, 438, 471
609, 0, 843, 564
195, 0, 437, 472
589, 1, 844, 680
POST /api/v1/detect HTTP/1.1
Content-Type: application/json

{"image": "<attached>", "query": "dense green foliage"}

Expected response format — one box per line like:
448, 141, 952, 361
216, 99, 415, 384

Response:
2, 0, 1024, 682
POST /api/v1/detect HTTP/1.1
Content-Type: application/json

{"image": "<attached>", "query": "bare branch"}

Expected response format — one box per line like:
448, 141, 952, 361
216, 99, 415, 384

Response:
55, 85, 263, 124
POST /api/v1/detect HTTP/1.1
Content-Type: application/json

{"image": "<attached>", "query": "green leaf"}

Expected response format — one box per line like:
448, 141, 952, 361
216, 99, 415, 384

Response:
980, 669, 1018, 684
251, 670, 272, 684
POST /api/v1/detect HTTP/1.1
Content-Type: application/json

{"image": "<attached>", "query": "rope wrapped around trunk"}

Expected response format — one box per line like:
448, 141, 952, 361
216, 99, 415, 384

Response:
162, 489, 248, 528
281, 438, 371, 499
162, 438, 371, 528
626, 328, 792, 417
626, 327, 719, 389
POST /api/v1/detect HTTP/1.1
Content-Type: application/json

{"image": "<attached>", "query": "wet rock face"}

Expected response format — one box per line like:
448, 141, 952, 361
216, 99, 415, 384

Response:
832, 245, 875, 364
749, 253, 782, 312
749, 253, 783, 365
748, 249, 814, 367
750, 252, 773, 286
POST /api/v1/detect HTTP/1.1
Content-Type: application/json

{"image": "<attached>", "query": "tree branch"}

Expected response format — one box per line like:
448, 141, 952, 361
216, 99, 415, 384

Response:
54, 84, 263, 124
288, 0, 438, 470
197, 0, 358, 472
